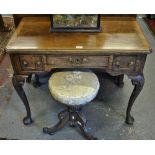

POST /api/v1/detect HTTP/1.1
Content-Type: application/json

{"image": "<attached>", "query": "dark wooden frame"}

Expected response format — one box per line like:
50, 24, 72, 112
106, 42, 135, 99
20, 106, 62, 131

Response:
50, 14, 101, 32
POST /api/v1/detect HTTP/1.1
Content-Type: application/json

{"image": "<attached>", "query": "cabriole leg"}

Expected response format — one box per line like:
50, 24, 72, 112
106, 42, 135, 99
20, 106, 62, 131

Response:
12, 75, 33, 125
126, 74, 144, 125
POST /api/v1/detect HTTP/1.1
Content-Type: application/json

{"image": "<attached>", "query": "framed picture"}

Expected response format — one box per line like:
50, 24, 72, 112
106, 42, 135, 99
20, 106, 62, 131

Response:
50, 14, 101, 32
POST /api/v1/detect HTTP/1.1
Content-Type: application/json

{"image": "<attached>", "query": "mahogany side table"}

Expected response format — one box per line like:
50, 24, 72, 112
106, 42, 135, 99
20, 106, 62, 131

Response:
6, 16, 152, 125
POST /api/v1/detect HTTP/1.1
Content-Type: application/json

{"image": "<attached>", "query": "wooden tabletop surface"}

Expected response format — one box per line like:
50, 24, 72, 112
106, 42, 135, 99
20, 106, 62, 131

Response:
6, 17, 151, 54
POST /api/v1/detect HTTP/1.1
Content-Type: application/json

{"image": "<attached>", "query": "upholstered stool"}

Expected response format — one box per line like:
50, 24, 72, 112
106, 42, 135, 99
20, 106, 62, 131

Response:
43, 70, 100, 140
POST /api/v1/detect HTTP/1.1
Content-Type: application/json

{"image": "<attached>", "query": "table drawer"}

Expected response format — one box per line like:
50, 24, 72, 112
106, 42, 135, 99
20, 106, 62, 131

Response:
46, 55, 111, 68
113, 56, 136, 71
19, 55, 43, 71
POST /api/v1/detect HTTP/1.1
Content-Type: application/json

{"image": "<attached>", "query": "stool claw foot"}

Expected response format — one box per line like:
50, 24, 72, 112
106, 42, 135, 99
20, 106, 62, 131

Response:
23, 116, 33, 125
43, 115, 69, 135
77, 122, 98, 140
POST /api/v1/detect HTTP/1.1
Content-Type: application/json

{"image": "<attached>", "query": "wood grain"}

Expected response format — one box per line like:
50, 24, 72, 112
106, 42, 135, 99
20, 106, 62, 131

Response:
6, 17, 151, 54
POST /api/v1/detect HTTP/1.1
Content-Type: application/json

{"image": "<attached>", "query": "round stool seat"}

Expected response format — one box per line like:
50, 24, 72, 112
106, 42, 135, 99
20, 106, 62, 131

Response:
49, 71, 100, 106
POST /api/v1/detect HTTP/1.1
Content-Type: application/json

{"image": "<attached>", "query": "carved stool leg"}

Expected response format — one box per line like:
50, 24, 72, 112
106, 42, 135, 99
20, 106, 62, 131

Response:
75, 113, 97, 140
43, 111, 69, 135
58, 109, 68, 120
12, 75, 33, 125
43, 106, 97, 140
125, 74, 145, 125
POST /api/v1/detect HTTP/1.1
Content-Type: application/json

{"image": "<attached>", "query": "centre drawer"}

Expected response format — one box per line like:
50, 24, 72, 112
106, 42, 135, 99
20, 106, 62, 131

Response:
46, 55, 111, 68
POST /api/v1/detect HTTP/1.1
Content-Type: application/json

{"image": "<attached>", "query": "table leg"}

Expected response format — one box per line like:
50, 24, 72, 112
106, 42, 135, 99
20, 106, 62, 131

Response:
33, 74, 41, 88
12, 75, 33, 125
126, 74, 144, 125
26, 74, 32, 83
115, 75, 124, 88
26, 74, 41, 88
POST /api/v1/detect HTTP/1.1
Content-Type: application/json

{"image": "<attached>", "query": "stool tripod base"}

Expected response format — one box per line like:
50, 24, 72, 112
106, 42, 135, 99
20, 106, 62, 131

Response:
43, 106, 97, 140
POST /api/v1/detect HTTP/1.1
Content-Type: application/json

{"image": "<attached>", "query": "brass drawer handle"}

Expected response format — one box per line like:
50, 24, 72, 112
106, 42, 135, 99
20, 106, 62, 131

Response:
128, 61, 134, 67
68, 57, 82, 65
115, 61, 120, 68
83, 58, 88, 63
68, 57, 74, 63
22, 60, 28, 67
68, 57, 88, 65
36, 61, 41, 65
36, 61, 42, 67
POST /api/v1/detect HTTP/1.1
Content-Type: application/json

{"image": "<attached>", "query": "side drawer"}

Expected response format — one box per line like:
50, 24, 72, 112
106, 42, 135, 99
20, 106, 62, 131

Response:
113, 56, 136, 72
19, 55, 43, 71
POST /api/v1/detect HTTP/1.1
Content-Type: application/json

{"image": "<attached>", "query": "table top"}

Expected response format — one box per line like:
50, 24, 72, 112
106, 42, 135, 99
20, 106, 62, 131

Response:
6, 17, 151, 54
